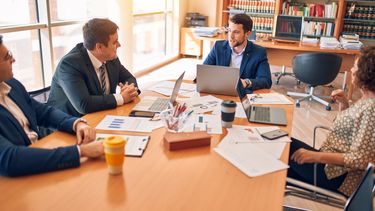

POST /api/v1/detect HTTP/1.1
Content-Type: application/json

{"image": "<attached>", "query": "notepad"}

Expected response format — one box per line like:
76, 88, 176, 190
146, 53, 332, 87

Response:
96, 134, 150, 157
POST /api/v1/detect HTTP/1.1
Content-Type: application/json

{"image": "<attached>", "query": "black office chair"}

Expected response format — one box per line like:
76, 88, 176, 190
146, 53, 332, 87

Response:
28, 86, 51, 104
286, 53, 342, 111
284, 126, 375, 210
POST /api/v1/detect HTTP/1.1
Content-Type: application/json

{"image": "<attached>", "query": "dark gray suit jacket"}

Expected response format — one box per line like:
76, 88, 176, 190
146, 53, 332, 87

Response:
48, 43, 140, 117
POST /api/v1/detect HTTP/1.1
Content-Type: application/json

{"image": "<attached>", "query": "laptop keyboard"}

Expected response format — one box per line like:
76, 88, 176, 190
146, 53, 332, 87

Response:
253, 107, 271, 122
149, 98, 170, 112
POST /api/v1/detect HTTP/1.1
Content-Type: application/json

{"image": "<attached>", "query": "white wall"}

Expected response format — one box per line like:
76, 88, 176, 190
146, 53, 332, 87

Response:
186, 0, 220, 27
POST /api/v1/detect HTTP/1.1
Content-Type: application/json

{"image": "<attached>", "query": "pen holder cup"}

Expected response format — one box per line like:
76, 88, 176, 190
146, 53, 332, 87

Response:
160, 109, 188, 133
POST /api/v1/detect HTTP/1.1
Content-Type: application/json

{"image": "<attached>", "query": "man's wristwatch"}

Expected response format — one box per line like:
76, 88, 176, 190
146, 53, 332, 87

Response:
244, 79, 252, 88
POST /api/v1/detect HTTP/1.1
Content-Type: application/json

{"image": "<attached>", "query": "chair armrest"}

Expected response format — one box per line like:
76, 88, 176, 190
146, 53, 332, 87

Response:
312, 125, 330, 187
313, 125, 330, 149
286, 177, 347, 201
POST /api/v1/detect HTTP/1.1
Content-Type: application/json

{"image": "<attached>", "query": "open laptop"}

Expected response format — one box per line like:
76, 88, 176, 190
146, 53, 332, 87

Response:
237, 81, 287, 126
196, 64, 239, 96
132, 72, 185, 113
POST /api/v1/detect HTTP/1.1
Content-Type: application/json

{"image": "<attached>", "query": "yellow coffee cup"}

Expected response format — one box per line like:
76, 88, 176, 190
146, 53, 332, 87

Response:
103, 136, 126, 175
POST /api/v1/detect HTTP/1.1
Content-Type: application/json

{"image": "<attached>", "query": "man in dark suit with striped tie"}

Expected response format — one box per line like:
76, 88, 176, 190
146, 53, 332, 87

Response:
48, 18, 140, 117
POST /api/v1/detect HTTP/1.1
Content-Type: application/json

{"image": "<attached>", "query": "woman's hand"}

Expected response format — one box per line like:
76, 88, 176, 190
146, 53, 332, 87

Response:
291, 149, 320, 164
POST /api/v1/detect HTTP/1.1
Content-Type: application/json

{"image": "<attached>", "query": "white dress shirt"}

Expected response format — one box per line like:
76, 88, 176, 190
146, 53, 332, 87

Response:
86, 50, 124, 105
229, 43, 246, 68
0, 82, 38, 143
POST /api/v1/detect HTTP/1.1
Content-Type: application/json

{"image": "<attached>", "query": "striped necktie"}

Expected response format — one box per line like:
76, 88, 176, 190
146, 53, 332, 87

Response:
99, 64, 107, 94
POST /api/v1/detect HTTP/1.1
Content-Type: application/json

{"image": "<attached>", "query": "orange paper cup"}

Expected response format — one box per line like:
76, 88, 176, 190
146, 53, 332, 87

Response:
103, 136, 126, 175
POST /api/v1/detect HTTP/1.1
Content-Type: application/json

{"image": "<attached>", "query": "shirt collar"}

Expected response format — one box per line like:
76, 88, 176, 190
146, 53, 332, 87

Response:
0, 82, 11, 96
231, 40, 248, 56
87, 49, 105, 70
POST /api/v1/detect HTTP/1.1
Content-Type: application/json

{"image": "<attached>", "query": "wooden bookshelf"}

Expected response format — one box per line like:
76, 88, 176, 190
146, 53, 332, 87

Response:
221, 0, 375, 41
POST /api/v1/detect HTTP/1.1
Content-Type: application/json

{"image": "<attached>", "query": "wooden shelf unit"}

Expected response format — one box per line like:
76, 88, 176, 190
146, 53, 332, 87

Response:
221, 0, 359, 40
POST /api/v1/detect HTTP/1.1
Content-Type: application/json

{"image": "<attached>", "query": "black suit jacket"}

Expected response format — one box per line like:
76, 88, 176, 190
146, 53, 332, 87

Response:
48, 43, 140, 117
0, 79, 79, 176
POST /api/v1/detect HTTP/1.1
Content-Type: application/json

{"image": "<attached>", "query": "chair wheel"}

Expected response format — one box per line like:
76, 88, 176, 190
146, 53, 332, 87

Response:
297, 80, 301, 85
326, 105, 331, 111
296, 102, 300, 107
276, 80, 280, 85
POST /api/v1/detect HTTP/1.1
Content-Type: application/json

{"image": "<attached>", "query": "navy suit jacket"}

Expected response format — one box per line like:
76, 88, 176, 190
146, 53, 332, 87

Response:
203, 40, 272, 90
48, 43, 140, 117
0, 79, 80, 176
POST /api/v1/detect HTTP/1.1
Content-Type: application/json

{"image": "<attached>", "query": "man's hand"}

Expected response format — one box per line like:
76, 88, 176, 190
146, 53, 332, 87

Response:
76, 122, 96, 145
331, 89, 349, 110
291, 149, 320, 165
79, 141, 104, 158
119, 82, 138, 104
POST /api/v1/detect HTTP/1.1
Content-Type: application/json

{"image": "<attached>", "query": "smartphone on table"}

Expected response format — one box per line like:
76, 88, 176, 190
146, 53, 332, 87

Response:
261, 129, 288, 140
129, 110, 155, 118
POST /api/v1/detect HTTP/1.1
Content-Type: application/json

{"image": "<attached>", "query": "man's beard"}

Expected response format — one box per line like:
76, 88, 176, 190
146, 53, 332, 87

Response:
230, 39, 245, 48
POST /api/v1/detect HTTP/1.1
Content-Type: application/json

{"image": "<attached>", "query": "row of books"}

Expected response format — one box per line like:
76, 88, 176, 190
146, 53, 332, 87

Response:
345, 4, 375, 20
253, 17, 273, 31
343, 23, 375, 39
282, 2, 338, 18
228, 0, 276, 14
303, 21, 335, 37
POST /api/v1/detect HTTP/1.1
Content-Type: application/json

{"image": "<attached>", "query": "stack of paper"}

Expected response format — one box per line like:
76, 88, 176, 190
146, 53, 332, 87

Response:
194, 27, 221, 37
246, 93, 292, 105
302, 36, 319, 45
320, 37, 340, 49
215, 125, 290, 177
340, 34, 362, 50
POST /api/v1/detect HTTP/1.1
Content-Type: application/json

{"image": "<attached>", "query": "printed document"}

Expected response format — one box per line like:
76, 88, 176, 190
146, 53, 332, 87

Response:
246, 93, 292, 104
214, 143, 289, 177
96, 134, 150, 157
96, 115, 163, 133
147, 81, 197, 97
181, 114, 222, 134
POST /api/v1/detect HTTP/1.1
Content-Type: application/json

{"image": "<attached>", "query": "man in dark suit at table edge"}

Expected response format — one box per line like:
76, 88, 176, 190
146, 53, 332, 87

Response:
48, 18, 140, 117
0, 35, 104, 177
203, 13, 272, 91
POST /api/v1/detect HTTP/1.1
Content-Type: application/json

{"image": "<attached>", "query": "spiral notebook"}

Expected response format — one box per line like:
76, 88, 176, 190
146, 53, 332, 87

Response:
96, 134, 150, 157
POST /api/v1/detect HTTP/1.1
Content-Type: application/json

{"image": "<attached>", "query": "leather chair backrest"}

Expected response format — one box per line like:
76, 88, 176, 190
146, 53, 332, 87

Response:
292, 52, 342, 87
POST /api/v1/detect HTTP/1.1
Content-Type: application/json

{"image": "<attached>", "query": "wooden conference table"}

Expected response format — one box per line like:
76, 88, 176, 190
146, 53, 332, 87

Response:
0, 89, 294, 211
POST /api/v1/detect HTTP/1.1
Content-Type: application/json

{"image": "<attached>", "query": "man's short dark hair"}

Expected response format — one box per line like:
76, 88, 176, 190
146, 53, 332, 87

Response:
229, 14, 253, 33
0, 35, 3, 45
83, 18, 119, 50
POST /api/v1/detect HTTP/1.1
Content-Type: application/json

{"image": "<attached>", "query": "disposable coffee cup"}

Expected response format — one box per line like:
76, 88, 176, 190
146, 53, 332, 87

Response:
103, 136, 126, 175
221, 100, 237, 128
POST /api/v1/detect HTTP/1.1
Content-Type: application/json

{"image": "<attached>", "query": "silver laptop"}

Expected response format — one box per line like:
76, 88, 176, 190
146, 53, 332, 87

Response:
132, 72, 185, 113
196, 64, 239, 96
237, 81, 287, 126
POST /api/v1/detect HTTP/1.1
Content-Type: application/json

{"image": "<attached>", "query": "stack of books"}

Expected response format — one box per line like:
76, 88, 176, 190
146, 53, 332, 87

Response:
194, 27, 221, 37
340, 34, 363, 50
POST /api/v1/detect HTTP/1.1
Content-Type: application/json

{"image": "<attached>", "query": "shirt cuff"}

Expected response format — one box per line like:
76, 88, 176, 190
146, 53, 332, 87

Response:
245, 79, 252, 88
73, 118, 87, 132
77, 145, 81, 157
114, 93, 124, 106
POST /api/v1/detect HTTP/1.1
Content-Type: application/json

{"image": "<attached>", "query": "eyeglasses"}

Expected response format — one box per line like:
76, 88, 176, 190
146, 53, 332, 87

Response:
4, 51, 14, 61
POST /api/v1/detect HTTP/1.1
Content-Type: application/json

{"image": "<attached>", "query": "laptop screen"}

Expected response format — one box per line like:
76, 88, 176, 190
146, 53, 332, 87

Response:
236, 80, 252, 119
274, 15, 303, 41
169, 71, 185, 103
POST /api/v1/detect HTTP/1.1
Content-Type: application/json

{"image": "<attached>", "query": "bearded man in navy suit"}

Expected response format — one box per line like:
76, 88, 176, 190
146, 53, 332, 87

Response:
0, 35, 104, 176
203, 14, 272, 91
